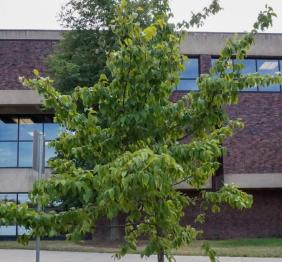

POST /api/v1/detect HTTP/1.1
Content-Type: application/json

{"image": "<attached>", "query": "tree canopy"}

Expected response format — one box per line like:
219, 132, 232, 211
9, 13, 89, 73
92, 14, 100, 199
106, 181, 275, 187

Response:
0, 1, 281, 262
48, 0, 221, 93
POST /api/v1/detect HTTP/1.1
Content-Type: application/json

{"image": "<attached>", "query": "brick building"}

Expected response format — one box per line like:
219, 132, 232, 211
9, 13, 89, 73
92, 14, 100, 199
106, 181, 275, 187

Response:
0, 30, 281, 239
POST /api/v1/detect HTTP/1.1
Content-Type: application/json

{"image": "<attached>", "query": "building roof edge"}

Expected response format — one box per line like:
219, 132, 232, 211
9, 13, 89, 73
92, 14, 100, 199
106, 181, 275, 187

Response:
1, 29, 282, 41
0, 30, 65, 40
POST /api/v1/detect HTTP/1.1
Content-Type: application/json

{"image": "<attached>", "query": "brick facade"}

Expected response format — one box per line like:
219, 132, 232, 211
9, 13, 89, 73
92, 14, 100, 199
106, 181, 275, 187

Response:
172, 54, 282, 238
173, 55, 282, 175
225, 93, 282, 174
0, 40, 56, 90
183, 190, 282, 239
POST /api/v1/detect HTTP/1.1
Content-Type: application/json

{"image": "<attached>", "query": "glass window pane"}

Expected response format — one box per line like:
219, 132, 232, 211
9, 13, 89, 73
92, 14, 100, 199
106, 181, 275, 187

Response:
233, 59, 257, 91
177, 80, 198, 91
0, 142, 17, 167
180, 58, 199, 78
19, 142, 33, 167
19, 117, 43, 141
211, 58, 217, 67
18, 193, 30, 204
258, 84, 281, 92
257, 60, 280, 92
241, 86, 258, 92
257, 60, 279, 75
44, 123, 61, 140
17, 226, 30, 236
0, 117, 18, 141
45, 142, 56, 166
234, 59, 256, 74
211, 59, 233, 75
0, 194, 17, 203
0, 226, 16, 236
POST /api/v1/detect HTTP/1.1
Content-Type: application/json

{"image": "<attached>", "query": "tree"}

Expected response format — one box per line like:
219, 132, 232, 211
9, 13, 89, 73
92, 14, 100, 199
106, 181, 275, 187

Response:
48, 0, 221, 93
0, 1, 280, 262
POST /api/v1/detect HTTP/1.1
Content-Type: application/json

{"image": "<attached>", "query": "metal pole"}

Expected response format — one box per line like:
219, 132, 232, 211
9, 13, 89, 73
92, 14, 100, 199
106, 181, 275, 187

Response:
33, 131, 45, 262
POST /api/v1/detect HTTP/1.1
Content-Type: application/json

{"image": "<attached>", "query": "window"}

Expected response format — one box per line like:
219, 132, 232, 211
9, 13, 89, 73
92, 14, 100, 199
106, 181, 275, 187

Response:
257, 60, 280, 92
234, 59, 257, 91
212, 58, 282, 92
0, 193, 29, 237
0, 115, 61, 168
176, 58, 199, 91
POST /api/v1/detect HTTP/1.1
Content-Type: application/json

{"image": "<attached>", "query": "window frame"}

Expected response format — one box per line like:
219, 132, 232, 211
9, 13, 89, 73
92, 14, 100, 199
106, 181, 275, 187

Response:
175, 56, 200, 92
0, 114, 58, 168
211, 56, 282, 93
0, 192, 29, 238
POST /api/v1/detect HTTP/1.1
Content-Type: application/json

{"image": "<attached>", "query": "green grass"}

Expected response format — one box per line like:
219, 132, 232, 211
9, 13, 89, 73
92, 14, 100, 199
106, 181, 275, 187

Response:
0, 238, 281, 257
176, 238, 282, 257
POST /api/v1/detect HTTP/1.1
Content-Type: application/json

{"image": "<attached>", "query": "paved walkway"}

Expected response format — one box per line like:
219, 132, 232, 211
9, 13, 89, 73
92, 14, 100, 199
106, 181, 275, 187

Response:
0, 250, 282, 262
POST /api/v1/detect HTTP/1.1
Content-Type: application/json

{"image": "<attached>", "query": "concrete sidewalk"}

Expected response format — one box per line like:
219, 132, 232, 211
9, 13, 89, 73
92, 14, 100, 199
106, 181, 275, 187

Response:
0, 250, 282, 262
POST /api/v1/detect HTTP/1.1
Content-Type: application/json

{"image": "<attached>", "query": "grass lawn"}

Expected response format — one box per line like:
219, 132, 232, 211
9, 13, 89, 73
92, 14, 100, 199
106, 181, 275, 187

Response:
0, 238, 281, 257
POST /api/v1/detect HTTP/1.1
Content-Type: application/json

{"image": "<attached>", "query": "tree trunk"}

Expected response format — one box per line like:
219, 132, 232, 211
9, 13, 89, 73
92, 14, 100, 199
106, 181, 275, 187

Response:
157, 250, 164, 262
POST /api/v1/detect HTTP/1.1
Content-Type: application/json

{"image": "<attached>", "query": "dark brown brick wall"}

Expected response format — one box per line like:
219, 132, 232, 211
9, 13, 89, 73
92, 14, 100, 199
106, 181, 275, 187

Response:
200, 54, 211, 74
0, 40, 57, 90
183, 190, 282, 239
93, 190, 282, 240
225, 93, 282, 174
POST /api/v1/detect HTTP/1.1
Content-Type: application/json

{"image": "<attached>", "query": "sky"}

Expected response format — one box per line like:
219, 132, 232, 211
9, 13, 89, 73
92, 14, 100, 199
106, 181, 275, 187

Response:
0, 0, 281, 32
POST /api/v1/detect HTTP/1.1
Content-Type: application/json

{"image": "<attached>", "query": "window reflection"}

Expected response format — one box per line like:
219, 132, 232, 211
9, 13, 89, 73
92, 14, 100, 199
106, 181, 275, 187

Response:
234, 59, 258, 91
0, 142, 17, 167
0, 115, 61, 168
257, 60, 280, 92
0, 117, 18, 141
19, 117, 43, 141
180, 58, 199, 78
257, 60, 279, 74
235, 59, 256, 74
18, 226, 30, 236
0, 226, 16, 236
177, 58, 199, 91
18, 142, 33, 167
0, 194, 17, 203
45, 141, 56, 166
211, 58, 233, 75
17, 193, 30, 204
0, 193, 30, 237
44, 123, 61, 140
177, 80, 197, 91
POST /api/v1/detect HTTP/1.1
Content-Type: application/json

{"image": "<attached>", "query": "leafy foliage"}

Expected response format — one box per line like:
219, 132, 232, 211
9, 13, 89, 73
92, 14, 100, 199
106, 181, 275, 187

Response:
49, 0, 173, 93
1, 1, 281, 262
